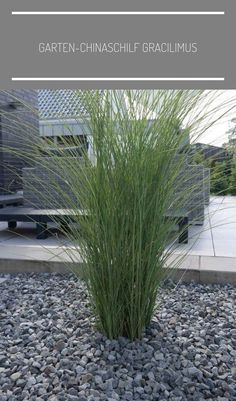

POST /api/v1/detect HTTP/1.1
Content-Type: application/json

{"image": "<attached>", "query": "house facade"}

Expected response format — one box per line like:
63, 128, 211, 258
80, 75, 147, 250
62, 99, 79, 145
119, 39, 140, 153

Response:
0, 90, 39, 194
38, 89, 101, 162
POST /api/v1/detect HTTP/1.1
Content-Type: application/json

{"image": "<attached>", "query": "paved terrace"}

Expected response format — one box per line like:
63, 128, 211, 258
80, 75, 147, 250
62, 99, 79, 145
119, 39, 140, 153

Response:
0, 197, 235, 284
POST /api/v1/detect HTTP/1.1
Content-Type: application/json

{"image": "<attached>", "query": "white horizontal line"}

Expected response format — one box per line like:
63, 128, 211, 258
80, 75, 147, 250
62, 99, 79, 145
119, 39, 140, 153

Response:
12, 11, 225, 15
12, 77, 225, 81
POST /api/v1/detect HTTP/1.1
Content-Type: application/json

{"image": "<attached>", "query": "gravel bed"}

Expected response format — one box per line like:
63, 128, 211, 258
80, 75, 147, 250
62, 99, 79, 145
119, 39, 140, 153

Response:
0, 273, 235, 401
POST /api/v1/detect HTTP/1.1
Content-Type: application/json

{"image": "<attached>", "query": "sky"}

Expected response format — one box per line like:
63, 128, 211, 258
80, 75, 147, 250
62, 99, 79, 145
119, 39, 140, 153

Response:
193, 90, 236, 147
131, 90, 236, 148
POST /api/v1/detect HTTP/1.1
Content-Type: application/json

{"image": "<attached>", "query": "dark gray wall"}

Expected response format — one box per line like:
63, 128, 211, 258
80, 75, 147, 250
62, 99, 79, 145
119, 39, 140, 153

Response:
0, 90, 39, 194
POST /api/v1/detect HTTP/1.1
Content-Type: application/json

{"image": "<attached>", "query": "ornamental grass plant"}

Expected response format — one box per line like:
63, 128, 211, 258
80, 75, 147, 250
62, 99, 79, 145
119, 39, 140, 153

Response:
1, 90, 236, 339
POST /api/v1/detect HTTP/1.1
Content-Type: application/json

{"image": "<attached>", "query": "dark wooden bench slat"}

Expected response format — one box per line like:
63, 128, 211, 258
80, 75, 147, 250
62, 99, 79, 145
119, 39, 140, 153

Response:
0, 207, 87, 240
0, 206, 188, 243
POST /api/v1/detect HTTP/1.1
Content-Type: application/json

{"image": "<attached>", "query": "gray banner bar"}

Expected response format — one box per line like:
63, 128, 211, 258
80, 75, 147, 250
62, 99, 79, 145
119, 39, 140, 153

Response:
0, 1, 235, 88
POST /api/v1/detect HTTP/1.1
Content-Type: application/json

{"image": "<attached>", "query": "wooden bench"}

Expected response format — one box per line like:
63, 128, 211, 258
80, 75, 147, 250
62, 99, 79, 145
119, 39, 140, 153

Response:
0, 194, 23, 209
0, 206, 189, 243
0, 207, 85, 239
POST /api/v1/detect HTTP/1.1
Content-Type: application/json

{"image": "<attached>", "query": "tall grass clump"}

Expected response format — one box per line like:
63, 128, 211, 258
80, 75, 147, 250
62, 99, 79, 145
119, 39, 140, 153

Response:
1, 89, 236, 339
74, 90, 192, 339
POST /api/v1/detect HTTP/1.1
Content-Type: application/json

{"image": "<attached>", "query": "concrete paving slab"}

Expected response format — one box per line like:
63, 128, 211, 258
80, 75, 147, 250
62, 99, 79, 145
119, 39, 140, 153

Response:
212, 228, 236, 241
0, 196, 236, 284
213, 240, 236, 258
0, 232, 68, 246
0, 244, 81, 263
211, 221, 236, 232
165, 254, 200, 270
220, 196, 236, 204
199, 270, 236, 285
200, 256, 236, 272
188, 226, 212, 240
199, 254, 236, 285
175, 238, 215, 256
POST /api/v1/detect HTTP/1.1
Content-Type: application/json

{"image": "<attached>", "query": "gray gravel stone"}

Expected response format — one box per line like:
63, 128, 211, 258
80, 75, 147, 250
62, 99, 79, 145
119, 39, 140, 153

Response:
54, 340, 66, 352
0, 273, 235, 401
10, 372, 22, 381
68, 396, 81, 401
187, 367, 203, 380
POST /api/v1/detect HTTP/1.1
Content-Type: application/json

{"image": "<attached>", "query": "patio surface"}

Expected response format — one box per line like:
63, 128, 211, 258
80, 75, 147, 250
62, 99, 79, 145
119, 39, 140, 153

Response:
0, 196, 235, 283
